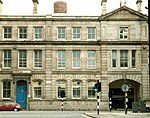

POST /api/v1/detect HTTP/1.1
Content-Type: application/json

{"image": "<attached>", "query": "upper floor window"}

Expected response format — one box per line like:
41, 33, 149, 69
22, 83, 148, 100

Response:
87, 27, 96, 40
19, 50, 27, 68
119, 27, 128, 39
57, 50, 66, 68
72, 81, 81, 99
34, 27, 43, 40
72, 27, 80, 39
57, 27, 66, 39
34, 50, 42, 68
120, 50, 128, 67
87, 50, 96, 69
3, 27, 12, 39
33, 81, 42, 99
3, 81, 11, 99
19, 27, 27, 39
72, 50, 80, 68
112, 50, 117, 67
3, 50, 11, 68
57, 81, 66, 99
132, 50, 136, 68
88, 81, 96, 99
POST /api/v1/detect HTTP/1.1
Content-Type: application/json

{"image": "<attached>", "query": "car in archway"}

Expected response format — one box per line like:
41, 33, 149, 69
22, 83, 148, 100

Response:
0, 103, 22, 111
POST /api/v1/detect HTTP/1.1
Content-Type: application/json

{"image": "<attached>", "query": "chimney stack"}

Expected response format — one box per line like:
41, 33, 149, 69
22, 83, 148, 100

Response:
136, 0, 142, 13
101, 0, 107, 15
0, 0, 3, 14
32, 0, 39, 14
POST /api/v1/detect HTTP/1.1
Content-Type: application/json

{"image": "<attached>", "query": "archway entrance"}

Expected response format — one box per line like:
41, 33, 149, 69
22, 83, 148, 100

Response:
109, 79, 140, 109
16, 80, 27, 109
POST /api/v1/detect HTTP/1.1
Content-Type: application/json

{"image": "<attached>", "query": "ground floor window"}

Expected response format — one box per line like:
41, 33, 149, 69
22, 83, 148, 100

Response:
33, 82, 42, 99
72, 81, 81, 99
88, 81, 96, 99
57, 81, 66, 98
3, 81, 11, 99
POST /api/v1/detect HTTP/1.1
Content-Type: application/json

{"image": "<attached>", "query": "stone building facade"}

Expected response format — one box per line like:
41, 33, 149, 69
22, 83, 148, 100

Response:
0, 0, 149, 110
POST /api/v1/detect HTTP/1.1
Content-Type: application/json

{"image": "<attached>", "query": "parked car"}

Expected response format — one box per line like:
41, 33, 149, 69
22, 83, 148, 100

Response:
0, 103, 22, 111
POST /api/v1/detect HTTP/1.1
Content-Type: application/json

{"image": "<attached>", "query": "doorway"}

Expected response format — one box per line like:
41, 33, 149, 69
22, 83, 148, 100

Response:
109, 79, 140, 109
16, 80, 27, 109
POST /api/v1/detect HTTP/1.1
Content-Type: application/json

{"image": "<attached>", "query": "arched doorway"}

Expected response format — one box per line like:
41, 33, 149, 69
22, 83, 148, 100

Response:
16, 80, 27, 109
109, 79, 140, 109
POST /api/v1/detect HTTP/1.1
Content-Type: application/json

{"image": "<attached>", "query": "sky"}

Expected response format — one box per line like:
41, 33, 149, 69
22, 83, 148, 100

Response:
1, 0, 148, 16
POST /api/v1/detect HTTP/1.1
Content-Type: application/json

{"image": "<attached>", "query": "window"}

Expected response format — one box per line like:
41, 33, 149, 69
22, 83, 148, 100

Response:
120, 50, 128, 67
3, 50, 11, 68
119, 27, 128, 39
57, 81, 66, 98
87, 27, 96, 39
72, 81, 81, 99
112, 50, 117, 67
132, 50, 136, 68
19, 27, 27, 39
3, 81, 11, 99
72, 50, 80, 68
34, 27, 42, 39
3, 27, 12, 39
19, 50, 27, 67
87, 50, 96, 69
72, 27, 80, 39
57, 50, 66, 68
88, 82, 96, 99
57, 27, 66, 39
33, 82, 42, 99
34, 50, 42, 68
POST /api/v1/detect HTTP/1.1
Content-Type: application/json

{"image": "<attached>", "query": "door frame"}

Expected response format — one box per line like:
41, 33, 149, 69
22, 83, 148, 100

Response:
16, 80, 28, 109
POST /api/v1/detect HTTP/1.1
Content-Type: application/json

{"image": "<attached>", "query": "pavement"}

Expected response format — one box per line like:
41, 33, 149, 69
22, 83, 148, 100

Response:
84, 110, 150, 118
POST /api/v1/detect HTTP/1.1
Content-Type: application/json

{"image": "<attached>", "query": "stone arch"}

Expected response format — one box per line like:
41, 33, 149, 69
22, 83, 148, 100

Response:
108, 73, 141, 85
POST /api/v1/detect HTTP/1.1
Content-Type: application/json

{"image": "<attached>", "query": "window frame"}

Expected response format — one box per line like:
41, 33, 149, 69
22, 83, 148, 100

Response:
3, 27, 12, 40
3, 50, 11, 68
57, 81, 66, 99
34, 50, 42, 68
87, 50, 96, 69
18, 27, 27, 39
112, 50, 117, 68
57, 27, 66, 40
33, 81, 42, 99
120, 50, 128, 68
2, 81, 11, 99
119, 27, 128, 40
57, 50, 66, 69
131, 50, 136, 68
72, 81, 81, 99
72, 50, 81, 68
34, 27, 43, 40
87, 27, 96, 40
72, 27, 81, 40
87, 81, 96, 99
18, 50, 27, 68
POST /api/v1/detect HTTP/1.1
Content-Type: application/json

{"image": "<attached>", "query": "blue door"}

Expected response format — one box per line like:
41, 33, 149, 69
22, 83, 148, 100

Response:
16, 80, 27, 109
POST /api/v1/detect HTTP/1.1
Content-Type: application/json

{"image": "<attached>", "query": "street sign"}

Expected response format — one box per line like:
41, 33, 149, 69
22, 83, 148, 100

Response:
121, 84, 129, 92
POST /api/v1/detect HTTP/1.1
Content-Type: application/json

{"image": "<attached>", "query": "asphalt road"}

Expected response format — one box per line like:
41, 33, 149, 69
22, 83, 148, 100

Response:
0, 111, 86, 118
0, 111, 150, 118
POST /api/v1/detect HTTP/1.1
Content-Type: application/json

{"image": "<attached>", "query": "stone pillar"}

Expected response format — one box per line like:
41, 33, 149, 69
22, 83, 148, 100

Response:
136, 0, 142, 13
101, 0, 107, 15
0, 0, 3, 14
32, 0, 39, 14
